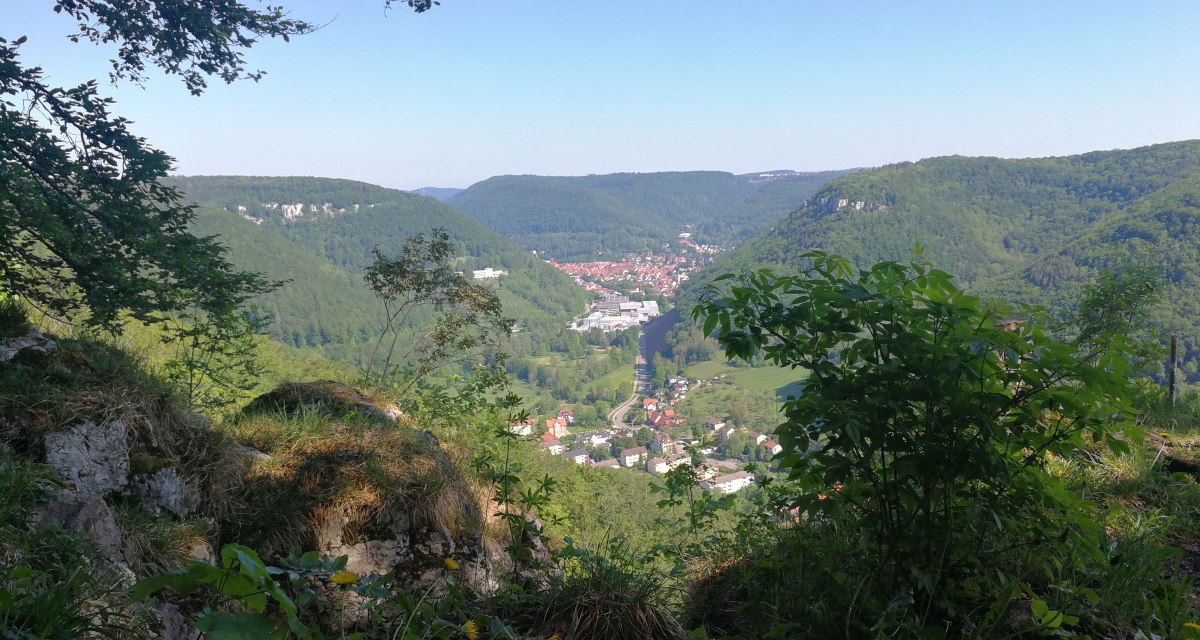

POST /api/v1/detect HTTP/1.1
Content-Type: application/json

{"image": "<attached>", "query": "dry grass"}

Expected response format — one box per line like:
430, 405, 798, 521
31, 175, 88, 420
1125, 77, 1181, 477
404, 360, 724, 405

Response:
219, 383, 487, 563
116, 505, 213, 577
242, 379, 398, 421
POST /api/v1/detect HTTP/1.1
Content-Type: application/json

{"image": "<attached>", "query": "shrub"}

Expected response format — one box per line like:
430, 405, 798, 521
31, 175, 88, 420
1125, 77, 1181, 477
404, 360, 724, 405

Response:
695, 252, 1143, 634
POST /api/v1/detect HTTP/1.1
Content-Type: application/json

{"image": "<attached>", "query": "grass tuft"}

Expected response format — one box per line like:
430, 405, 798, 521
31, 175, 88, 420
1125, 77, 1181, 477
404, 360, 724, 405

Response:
0, 296, 30, 337
497, 537, 685, 640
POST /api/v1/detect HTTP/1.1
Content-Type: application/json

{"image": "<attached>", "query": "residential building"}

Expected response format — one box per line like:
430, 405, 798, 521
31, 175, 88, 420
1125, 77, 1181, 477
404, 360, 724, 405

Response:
507, 417, 535, 436
620, 446, 649, 468
562, 449, 591, 465
538, 437, 565, 456
545, 417, 570, 438
701, 470, 755, 494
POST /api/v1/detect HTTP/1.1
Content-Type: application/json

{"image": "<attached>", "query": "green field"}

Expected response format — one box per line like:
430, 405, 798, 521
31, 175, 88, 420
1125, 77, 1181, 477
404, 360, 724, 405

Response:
685, 361, 806, 400
585, 365, 633, 396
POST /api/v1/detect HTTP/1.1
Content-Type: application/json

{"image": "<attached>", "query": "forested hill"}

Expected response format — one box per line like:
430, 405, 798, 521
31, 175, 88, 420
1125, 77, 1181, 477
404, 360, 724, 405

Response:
687, 140, 1200, 374
446, 169, 853, 260
169, 176, 588, 362
409, 187, 464, 201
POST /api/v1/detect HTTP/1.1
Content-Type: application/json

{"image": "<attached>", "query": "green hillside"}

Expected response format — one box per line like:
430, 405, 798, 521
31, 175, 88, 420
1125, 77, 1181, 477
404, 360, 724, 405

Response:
687, 141, 1200, 373
186, 206, 384, 360
982, 173, 1200, 375
447, 169, 852, 260
170, 176, 588, 363
714, 141, 1200, 285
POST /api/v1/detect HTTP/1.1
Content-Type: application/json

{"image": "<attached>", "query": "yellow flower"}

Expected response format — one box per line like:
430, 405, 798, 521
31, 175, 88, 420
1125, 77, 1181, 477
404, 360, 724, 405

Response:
329, 570, 358, 585
1186, 622, 1200, 630
463, 620, 479, 640
443, 557, 460, 571
1161, 432, 1173, 438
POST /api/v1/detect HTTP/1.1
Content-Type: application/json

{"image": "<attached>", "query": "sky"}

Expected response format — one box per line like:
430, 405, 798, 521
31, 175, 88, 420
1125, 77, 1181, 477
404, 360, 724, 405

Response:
4, 1, 1200, 190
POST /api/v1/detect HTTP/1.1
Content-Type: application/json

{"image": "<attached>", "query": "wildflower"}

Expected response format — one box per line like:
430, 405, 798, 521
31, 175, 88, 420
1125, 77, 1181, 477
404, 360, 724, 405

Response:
330, 570, 358, 585
1161, 432, 1173, 439
463, 620, 479, 640
443, 557, 460, 571
1186, 622, 1200, 631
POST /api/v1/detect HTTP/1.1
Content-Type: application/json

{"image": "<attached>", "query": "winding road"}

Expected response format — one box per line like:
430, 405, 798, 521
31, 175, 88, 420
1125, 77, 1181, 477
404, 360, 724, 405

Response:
608, 335, 647, 429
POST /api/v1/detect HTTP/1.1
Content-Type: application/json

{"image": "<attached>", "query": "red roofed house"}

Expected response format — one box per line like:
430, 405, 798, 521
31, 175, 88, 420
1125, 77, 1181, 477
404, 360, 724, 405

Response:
545, 417, 570, 438
538, 432, 564, 455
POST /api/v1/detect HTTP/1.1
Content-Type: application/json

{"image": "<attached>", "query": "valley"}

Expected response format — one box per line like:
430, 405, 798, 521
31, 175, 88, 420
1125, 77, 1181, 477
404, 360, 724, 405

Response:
169, 143, 1200, 496
8, 3, 1200, 638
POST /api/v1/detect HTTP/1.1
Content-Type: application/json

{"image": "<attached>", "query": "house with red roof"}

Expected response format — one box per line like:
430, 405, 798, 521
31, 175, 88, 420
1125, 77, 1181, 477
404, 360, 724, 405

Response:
545, 417, 570, 438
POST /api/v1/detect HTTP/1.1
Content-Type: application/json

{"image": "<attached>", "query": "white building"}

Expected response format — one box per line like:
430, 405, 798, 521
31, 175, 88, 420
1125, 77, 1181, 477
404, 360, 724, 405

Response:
472, 267, 508, 280
701, 470, 755, 494
506, 421, 533, 436
620, 446, 649, 468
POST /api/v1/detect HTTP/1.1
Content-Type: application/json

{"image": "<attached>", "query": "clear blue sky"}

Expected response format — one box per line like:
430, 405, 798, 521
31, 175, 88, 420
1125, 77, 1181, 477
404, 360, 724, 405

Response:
4, 1, 1199, 190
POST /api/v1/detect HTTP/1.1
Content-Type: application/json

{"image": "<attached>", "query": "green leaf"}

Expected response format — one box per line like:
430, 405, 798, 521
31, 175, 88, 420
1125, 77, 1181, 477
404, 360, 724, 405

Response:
222, 544, 269, 581
1030, 598, 1049, 620
196, 611, 286, 640
130, 571, 189, 601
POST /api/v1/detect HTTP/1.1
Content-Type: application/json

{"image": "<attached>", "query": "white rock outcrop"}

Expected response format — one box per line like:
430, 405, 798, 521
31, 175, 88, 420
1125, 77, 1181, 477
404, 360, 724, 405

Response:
39, 489, 129, 563
131, 466, 201, 518
0, 326, 57, 363
44, 420, 130, 495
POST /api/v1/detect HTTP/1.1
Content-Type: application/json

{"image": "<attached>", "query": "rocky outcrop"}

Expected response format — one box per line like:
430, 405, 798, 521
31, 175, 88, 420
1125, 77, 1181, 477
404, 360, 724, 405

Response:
318, 517, 502, 597
131, 466, 201, 518
0, 325, 57, 364
44, 420, 130, 495
38, 489, 130, 564
35, 415, 208, 583
151, 603, 203, 640
41, 418, 203, 520
235, 383, 541, 601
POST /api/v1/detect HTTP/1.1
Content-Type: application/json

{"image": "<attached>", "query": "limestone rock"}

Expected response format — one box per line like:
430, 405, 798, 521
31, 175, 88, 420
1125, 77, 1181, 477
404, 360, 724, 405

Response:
131, 467, 200, 518
44, 420, 130, 495
39, 489, 129, 564
334, 539, 411, 576
233, 442, 271, 462
0, 326, 57, 364
152, 602, 202, 640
